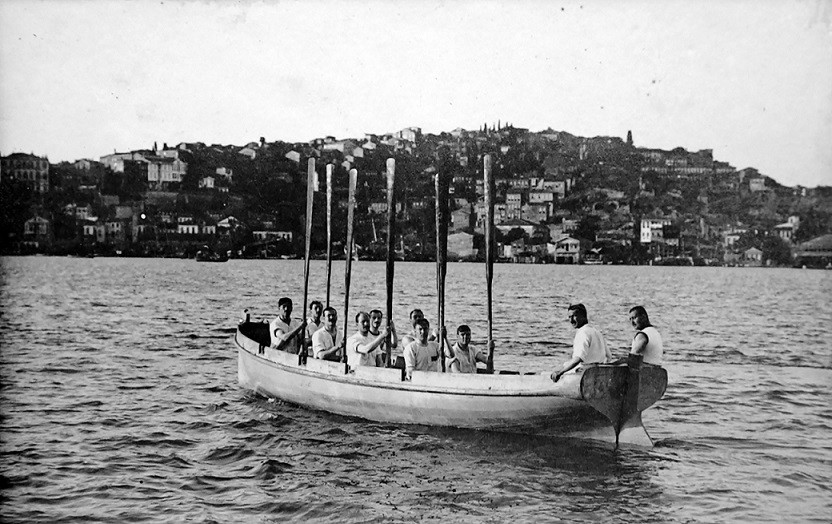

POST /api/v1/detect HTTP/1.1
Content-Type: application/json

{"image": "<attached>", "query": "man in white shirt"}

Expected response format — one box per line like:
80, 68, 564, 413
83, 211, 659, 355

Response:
305, 300, 324, 351
346, 311, 389, 369
628, 305, 664, 365
443, 324, 490, 373
403, 318, 441, 379
270, 297, 306, 354
551, 303, 611, 382
369, 309, 397, 367
312, 307, 343, 362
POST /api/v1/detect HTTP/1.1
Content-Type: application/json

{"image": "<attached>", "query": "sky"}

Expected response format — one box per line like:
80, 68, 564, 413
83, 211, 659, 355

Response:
1, 0, 831, 188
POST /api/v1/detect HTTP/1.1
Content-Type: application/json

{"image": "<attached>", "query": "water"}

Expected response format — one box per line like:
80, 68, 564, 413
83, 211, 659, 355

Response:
1, 257, 830, 523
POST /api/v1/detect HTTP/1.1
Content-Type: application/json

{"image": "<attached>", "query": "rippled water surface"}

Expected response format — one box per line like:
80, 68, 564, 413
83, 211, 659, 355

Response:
1, 257, 830, 523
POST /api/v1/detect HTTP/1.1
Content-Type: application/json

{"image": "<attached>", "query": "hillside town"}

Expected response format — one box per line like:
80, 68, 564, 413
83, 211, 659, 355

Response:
2, 123, 831, 267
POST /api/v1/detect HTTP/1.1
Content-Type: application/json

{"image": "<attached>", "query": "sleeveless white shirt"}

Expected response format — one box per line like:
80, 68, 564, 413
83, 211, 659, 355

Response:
636, 326, 663, 365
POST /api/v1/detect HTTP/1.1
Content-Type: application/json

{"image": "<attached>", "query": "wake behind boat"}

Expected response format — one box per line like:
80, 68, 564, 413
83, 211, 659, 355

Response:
234, 156, 668, 448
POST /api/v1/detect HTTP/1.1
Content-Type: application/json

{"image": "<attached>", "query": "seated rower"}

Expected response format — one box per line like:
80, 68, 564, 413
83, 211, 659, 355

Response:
403, 318, 441, 380
400, 308, 436, 348
346, 311, 390, 369
443, 324, 490, 373
270, 297, 306, 354
312, 307, 343, 362
369, 309, 397, 367
304, 300, 324, 351
551, 303, 611, 382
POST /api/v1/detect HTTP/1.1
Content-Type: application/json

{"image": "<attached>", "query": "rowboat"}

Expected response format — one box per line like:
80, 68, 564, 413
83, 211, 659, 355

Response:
234, 156, 668, 448
235, 316, 668, 448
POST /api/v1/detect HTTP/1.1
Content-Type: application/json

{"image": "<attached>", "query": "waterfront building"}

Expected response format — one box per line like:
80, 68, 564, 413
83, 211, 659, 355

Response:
1, 153, 50, 193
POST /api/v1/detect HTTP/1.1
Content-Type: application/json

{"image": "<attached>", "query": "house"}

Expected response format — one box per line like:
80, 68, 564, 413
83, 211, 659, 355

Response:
744, 247, 763, 265
749, 178, 766, 192
495, 218, 537, 237
1, 153, 50, 193
252, 230, 293, 242
23, 216, 51, 244
450, 204, 473, 232
447, 231, 476, 260
239, 147, 257, 159
199, 176, 215, 189
640, 218, 672, 243
553, 236, 586, 264
773, 216, 800, 243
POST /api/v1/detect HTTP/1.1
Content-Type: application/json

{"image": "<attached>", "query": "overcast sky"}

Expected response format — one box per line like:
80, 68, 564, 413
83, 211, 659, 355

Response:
1, 0, 830, 187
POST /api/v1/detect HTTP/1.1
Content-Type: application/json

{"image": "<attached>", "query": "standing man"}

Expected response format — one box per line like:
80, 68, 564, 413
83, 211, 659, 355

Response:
312, 307, 343, 362
346, 311, 389, 369
628, 306, 663, 365
403, 318, 441, 380
551, 303, 611, 382
270, 297, 306, 354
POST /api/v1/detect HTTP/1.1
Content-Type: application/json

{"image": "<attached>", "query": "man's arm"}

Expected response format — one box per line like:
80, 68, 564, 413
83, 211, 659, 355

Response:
403, 344, 416, 379
630, 332, 649, 356
475, 342, 493, 364
551, 355, 582, 382
272, 320, 306, 350
356, 328, 390, 355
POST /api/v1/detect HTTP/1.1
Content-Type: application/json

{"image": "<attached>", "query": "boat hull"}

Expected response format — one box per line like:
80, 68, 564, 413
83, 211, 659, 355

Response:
234, 324, 663, 446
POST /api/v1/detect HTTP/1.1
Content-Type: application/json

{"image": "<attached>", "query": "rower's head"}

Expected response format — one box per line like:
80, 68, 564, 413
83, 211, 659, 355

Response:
629, 306, 650, 330
278, 297, 293, 320
323, 307, 337, 329
415, 318, 430, 343
567, 303, 588, 329
355, 311, 371, 335
409, 309, 424, 328
456, 325, 472, 346
370, 309, 383, 331
309, 301, 323, 321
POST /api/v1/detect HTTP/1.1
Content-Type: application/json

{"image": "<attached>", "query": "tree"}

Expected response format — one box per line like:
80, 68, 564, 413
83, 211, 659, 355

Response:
761, 235, 792, 266
794, 208, 831, 243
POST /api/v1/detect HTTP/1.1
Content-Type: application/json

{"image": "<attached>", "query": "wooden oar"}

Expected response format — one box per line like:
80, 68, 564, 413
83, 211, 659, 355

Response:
484, 154, 495, 373
300, 157, 315, 365
342, 168, 358, 364
385, 158, 396, 368
435, 170, 449, 371
325, 163, 334, 309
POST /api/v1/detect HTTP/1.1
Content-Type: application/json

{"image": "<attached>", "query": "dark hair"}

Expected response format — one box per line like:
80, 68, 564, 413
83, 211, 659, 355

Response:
568, 303, 587, 317
323, 306, 337, 317
416, 318, 430, 330
629, 305, 650, 324
310, 300, 323, 310
278, 297, 293, 308
369, 309, 383, 318
409, 308, 424, 319
457, 324, 471, 334
355, 311, 369, 323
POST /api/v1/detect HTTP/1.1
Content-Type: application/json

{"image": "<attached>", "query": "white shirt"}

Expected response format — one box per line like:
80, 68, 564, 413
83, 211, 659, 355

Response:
270, 316, 301, 354
571, 324, 611, 364
404, 340, 440, 375
312, 328, 343, 359
636, 326, 664, 365
346, 332, 377, 368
